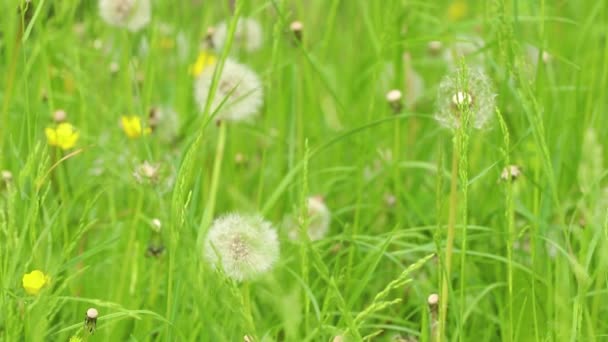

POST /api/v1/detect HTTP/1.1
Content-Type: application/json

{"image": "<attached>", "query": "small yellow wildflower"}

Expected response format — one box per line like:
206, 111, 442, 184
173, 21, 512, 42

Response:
22, 270, 50, 295
189, 51, 217, 77
68, 336, 83, 342
121, 115, 151, 139
45, 122, 79, 150
447, 0, 468, 21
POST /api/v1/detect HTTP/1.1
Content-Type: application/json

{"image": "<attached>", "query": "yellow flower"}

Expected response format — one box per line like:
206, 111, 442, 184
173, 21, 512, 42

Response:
22, 270, 50, 295
121, 115, 151, 139
69, 336, 83, 342
189, 51, 217, 77
447, 0, 468, 21
45, 122, 79, 150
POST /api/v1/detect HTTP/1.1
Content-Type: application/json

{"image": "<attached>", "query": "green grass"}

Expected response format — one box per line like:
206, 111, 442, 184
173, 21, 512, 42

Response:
1, 0, 608, 341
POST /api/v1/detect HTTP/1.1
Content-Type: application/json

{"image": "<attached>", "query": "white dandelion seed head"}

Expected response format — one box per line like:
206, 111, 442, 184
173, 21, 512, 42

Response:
443, 35, 486, 71
194, 59, 263, 122
149, 106, 180, 143
386, 89, 403, 103
212, 17, 263, 53
98, 0, 150, 32
86, 308, 99, 319
501, 165, 522, 182
204, 214, 279, 282
435, 68, 496, 131
286, 196, 332, 242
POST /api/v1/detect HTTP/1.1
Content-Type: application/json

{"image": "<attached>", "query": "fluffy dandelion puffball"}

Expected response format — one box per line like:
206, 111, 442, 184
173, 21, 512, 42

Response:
98, 0, 150, 32
212, 18, 263, 52
22, 270, 50, 295
286, 196, 332, 242
204, 214, 279, 282
443, 35, 486, 71
435, 68, 496, 131
45, 122, 79, 150
194, 59, 263, 122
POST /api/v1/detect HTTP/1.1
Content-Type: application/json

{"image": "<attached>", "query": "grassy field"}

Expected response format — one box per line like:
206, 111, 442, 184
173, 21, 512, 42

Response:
1, 0, 607, 341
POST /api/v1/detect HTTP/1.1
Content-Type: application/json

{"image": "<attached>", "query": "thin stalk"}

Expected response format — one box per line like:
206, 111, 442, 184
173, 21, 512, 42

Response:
241, 282, 257, 339
439, 140, 459, 342
198, 121, 227, 236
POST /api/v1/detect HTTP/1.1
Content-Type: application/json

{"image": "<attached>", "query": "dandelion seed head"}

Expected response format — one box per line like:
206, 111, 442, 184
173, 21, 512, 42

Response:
386, 89, 403, 103
52, 109, 67, 123
427, 41, 443, 56
212, 18, 263, 52
133, 161, 160, 184
435, 68, 495, 131
428, 293, 439, 306
204, 214, 279, 282
86, 308, 99, 319
443, 35, 486, 71
501, 165, 522, 182
98, 0, 150, 32
194, 59, 263, 122
1, 170, 13, 183
286, 196, 332, 242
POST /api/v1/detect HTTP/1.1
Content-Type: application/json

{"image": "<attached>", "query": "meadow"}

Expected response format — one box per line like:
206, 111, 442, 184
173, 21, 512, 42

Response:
1, 0, 607, 341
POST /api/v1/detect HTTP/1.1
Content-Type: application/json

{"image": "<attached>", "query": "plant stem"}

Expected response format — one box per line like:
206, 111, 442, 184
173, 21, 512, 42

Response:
199, 122, 227, 239
439, 139, 459, 342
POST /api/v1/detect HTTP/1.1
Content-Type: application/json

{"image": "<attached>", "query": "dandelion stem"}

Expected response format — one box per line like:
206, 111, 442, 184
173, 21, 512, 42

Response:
199, 122, 227, 235
241, 282, 257, 338
439, 139, 459, 341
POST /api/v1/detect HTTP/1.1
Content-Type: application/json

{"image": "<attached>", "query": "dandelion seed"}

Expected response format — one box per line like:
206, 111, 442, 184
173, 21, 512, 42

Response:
204, 213, 279, 282
286, 196, 332, 242
121, 115, 151, 139
45, 122, 79, 150
22, 270, 50, 295
133, 161, 160, 184
500, 165, 522, 182
85, 308, 98, 333
194, 59, 263, 122
52, 109, 67, 123
98, 0, 150, 32
212, 18, 263, 53
189, 51, 217, 77
435, 68, 496, 131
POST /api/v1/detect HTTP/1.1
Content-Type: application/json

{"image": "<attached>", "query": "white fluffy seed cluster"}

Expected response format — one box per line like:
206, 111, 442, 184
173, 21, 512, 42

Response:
211, 18, 263, 52
435, 68, 496, 131
194, 59, 263, 122
204, 214, 279, 282
98, 0, 150, 32
286, 196, 332, 242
